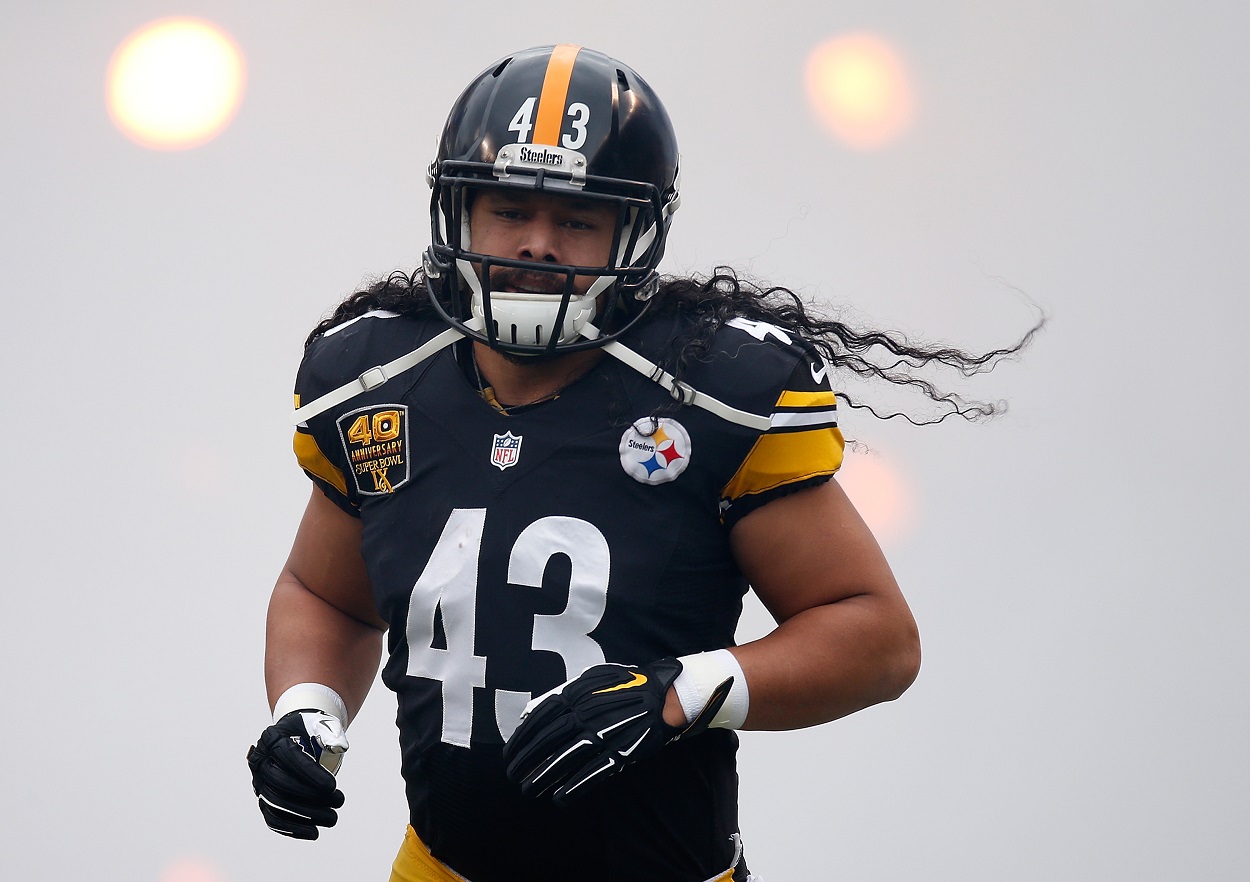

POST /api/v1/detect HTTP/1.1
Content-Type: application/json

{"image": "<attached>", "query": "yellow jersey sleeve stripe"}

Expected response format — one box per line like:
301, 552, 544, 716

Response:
775, 389, 837, 409
770, 389, 838, 432
720, 426, 845, 504
293, 430, 350, 498
533, 44, 582, 146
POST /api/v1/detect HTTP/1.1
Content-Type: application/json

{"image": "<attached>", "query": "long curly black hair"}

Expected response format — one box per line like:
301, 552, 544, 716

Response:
307, 267, 1042, 425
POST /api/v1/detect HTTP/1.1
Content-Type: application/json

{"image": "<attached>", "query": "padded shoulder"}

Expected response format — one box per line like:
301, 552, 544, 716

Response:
627, 313, 844, 526
296, 310, 425, 407
292, 310, 449, 516
627, 313, 825, 417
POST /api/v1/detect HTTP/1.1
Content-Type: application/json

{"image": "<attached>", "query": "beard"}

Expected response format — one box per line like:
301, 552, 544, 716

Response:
486, 265, 573, 295
496, 348, 565, 365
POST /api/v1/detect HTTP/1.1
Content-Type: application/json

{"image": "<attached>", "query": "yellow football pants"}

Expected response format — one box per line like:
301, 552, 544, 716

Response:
388, 824, 739, 882
389, 826, 469, 882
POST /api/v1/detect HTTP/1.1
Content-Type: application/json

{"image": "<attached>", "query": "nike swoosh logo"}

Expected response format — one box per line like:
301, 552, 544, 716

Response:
810, 361, 829, 385
618, 731, 649, 757
592, 671, 648, 694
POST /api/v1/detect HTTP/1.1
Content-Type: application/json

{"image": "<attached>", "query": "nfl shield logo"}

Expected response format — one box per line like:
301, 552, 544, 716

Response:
490, 431, 523, 471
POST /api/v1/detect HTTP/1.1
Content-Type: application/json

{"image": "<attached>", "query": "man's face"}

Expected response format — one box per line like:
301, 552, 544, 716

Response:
468, 188, 619, 296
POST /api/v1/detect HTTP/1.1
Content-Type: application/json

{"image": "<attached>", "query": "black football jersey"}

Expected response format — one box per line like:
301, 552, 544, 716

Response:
292, 308, 843, 881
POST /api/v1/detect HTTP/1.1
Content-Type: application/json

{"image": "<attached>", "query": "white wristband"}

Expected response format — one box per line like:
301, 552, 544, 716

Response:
272, 682, 349, 727
674, 649, 749, 730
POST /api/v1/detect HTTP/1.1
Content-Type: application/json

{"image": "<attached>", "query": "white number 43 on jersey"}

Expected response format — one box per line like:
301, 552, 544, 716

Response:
405, 508, 611, 747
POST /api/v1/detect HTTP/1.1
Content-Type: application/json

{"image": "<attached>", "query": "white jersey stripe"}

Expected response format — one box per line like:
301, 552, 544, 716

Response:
321, 308, 401, 337
769, 409, 839, 430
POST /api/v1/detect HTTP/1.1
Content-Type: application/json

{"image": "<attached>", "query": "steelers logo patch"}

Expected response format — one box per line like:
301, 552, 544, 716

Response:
337, 404, 409, 495
619, 417, 691, 485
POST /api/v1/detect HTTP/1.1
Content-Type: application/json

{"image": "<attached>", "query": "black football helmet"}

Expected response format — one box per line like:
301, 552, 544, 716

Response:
424, 45, 681, 355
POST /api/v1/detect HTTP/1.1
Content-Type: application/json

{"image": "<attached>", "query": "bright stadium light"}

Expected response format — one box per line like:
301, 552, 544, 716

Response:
805, 33, 915, 150
106, 18, 246, 150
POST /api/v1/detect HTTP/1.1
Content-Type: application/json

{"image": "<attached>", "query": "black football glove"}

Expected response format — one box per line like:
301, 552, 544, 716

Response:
246, 710, 348, 839
502, 658, 733, 805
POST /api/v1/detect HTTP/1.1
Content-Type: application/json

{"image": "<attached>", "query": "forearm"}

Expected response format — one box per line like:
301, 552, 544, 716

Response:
264, 573, 385, 723
729, 594, 921, 731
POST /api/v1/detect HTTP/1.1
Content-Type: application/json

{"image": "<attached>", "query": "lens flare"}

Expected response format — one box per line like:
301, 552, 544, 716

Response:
805, 33, 915, 150
160, 857, 223, 882
106, 18, 245, 150
837, 451, 913, 543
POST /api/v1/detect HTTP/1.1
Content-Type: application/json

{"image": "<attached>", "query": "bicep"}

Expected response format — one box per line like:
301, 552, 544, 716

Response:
726, 478, 921, 728
282, 487, 384, 630
730, 478, 905, 623
266, 488, 384, 718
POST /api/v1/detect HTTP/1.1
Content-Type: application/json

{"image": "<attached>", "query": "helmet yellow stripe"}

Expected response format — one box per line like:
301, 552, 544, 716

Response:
532, 44, 582, 145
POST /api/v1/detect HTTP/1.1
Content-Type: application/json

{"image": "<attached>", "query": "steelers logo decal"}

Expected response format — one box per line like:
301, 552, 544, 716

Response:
619, 417, 691, 485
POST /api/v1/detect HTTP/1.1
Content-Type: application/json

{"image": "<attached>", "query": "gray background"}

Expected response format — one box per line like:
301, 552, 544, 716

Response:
3, 1, 1247, 879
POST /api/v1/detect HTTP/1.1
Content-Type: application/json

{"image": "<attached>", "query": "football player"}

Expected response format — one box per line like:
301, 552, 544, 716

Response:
247, 44, 1024, 881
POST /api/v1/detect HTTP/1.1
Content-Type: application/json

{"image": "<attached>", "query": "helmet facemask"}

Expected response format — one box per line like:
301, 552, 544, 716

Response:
426, 160, 673, 356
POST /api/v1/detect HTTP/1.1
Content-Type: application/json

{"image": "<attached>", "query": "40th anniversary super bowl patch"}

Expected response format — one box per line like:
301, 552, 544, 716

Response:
337, 404, 410, 495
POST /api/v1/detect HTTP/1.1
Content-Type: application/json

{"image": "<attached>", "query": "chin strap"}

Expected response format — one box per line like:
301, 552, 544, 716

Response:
583, 323, 772, 431
290, 318, 484, 426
